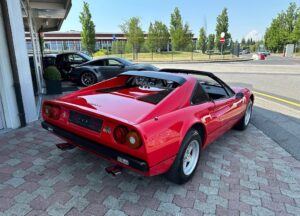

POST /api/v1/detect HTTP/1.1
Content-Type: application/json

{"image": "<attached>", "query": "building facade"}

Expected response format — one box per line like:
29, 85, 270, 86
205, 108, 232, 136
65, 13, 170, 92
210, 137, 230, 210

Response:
26, 32, 128, 53
26, 31, 198, 53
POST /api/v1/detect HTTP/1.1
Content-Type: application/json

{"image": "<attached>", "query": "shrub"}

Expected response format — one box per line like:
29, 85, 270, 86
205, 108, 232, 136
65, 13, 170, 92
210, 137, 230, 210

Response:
44, 66, 61, 81
93, 49, 109, 57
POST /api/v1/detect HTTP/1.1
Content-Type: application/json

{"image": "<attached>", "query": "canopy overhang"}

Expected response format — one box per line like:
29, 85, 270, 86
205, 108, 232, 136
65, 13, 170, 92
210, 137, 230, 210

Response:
22, 0, 72, 32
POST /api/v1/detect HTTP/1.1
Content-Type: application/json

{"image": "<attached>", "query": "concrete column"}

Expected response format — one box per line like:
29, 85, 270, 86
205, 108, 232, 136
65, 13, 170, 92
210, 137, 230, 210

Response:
0, 1, 21, 128
2, 0, 38, 125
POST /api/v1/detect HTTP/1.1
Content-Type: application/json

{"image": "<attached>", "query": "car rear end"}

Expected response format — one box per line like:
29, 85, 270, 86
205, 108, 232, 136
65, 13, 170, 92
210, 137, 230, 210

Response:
42, 101, 149, 174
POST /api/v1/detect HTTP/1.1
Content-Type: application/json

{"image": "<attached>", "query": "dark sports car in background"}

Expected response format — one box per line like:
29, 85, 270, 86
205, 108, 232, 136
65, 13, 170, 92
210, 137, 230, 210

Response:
56, 52, 92, 79
69, 57, 158, 86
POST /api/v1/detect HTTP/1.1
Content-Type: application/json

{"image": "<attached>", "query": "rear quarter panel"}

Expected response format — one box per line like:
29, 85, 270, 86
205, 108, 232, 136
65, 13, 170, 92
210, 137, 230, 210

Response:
138, 102, 213, 170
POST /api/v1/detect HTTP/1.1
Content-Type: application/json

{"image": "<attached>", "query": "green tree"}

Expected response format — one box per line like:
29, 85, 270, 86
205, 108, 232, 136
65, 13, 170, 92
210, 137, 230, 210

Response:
111, 40, 125, 54
265, 2, 300, 51
292, 16, 300, 43
215, 8, 231, 51
284, 2, 299, 42
265, 14, 289, 52
170, 7, 192, 51
79, 1, 96, 54
207, 34, 215, 51
120, 17, 145, 59
147, 21, 170, 52
241, 38, 246, 47
198, 27, 207, 53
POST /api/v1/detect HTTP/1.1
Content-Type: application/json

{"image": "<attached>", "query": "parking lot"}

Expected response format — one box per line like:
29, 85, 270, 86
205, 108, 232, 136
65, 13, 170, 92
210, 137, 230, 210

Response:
1, 58, 300, 216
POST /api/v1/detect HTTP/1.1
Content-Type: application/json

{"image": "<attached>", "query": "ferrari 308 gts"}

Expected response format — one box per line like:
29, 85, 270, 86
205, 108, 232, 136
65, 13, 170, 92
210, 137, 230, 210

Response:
41, 69, 253, 184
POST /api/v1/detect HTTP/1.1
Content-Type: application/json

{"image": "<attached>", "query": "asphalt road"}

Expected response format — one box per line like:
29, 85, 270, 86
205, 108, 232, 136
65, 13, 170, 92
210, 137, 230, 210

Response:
240, 54, 300, 65
155, 58, 300, 160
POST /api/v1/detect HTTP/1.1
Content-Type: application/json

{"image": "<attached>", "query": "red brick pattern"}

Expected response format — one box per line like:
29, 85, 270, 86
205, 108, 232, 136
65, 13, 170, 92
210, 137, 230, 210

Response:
0, 121, 300, 215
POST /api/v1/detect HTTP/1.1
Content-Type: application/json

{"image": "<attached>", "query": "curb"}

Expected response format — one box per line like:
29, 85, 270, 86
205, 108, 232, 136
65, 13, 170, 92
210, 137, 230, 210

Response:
134, 58, 253, 64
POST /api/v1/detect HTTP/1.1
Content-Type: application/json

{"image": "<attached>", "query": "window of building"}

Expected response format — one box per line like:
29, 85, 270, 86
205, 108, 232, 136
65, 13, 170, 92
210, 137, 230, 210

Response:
50, 41, 57, 50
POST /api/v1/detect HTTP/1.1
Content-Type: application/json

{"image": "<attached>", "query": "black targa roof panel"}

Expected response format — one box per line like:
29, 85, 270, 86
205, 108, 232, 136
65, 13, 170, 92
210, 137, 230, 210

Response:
120, 71, 187, 85
159, 68, 215, 77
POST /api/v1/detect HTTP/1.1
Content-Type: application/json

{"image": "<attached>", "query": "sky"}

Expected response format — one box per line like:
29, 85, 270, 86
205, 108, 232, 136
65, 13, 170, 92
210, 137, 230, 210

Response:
61, 0, 299, 41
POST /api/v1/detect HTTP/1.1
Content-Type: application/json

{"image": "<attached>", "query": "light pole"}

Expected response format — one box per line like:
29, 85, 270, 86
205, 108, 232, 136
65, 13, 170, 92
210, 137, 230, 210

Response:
220, 32, 225, 59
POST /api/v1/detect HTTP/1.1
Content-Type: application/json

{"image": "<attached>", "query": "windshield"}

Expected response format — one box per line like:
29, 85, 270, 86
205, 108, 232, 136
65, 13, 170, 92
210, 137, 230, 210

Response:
80, 53, 92, 61
119, 58, 133, 66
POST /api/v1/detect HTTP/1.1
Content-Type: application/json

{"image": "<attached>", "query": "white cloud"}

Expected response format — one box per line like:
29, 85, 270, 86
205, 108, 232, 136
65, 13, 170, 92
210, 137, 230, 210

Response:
245, 30, 261, 41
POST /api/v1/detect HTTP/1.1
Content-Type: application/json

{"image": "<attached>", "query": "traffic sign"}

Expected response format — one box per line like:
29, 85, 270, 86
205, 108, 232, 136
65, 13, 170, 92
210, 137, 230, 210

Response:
220, 38, 225, 43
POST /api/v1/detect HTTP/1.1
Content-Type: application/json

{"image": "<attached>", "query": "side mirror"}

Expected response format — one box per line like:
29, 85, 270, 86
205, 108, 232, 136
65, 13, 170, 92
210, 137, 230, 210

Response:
236, 92, 244, 99
120, 64, 125, 68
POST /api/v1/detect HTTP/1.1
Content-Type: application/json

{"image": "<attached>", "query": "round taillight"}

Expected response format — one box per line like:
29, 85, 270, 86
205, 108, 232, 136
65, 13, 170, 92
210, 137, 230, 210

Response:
113, 126, 128, 144
51, 106, 61, 120
43, 105, 52, 117
126, 131, 142, 149
43, 104, 61, 120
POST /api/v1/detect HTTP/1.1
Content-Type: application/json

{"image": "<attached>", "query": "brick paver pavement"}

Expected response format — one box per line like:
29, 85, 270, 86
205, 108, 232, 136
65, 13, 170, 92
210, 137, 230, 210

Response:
0, 121, 300, 216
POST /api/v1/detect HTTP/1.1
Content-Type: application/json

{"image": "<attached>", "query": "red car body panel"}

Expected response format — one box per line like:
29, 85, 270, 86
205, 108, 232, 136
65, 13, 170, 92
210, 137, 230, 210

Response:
42, 71, 253, 176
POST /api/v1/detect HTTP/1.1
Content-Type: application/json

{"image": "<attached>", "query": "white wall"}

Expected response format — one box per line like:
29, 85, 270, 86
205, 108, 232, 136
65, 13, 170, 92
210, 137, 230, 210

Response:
6, 0, 37, 123
0, 99, 5, 130
0, 1, 20, 129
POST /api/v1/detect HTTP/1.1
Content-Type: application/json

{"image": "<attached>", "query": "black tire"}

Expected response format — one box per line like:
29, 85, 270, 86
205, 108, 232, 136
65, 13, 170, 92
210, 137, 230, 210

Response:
165, 129, 202, 184
80, 72, 97, 86
234, 99, 253, 131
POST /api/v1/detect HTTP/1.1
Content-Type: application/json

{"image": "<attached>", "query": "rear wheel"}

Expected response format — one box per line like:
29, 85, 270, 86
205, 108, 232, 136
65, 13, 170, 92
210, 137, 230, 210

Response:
234, 99, 253, 130
165, 129, 201, 184
80, 72, 97, 86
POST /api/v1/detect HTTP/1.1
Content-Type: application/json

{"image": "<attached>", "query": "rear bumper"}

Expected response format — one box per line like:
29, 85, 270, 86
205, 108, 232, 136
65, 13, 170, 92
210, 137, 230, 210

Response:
41, 121, 148, 172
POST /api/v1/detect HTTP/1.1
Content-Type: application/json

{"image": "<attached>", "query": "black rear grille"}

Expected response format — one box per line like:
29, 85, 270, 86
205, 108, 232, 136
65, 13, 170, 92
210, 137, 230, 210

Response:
69, 111, 102, 132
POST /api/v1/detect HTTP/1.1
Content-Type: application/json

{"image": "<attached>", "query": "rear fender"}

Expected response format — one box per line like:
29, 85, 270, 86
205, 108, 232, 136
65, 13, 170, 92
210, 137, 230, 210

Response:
138, 105, 209, 168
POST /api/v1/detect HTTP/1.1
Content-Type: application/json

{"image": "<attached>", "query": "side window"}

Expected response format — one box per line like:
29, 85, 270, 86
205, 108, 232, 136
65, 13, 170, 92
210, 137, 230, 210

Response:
70, 54, 85, 63
197, 76, 230, 100
89, 60, 104, 66
108, 59, 122, 66
191, 82, 209, 105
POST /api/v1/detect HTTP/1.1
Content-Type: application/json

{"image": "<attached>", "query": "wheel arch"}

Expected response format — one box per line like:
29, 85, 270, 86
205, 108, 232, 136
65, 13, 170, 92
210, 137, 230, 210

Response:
188, 122, 207, 147
80, 69, 101, 82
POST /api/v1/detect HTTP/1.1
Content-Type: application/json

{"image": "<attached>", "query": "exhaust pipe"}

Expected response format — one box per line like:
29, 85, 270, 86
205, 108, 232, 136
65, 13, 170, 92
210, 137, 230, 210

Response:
56, 143, 76, 150
105, 165, 123, 176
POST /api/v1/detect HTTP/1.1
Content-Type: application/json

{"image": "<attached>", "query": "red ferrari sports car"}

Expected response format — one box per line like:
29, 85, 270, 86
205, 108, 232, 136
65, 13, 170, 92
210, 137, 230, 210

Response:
41, 69, 253, 184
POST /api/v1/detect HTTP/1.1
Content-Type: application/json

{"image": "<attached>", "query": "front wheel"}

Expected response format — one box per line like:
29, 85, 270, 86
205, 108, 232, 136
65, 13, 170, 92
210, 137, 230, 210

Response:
80, 72, 97, 86
165, 129, 201, 184
234, 99, 253, 130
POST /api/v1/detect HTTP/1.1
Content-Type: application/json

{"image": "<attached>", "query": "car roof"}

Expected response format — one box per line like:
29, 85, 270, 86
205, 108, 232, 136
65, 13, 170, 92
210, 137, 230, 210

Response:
159, 68, 215, 77
56, 52, 86, 56
43, 54, 57, 57
92, 56, 124, 61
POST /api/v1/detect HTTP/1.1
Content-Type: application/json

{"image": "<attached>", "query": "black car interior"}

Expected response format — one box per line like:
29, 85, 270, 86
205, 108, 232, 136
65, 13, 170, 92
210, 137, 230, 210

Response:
199, 80, 229, 100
